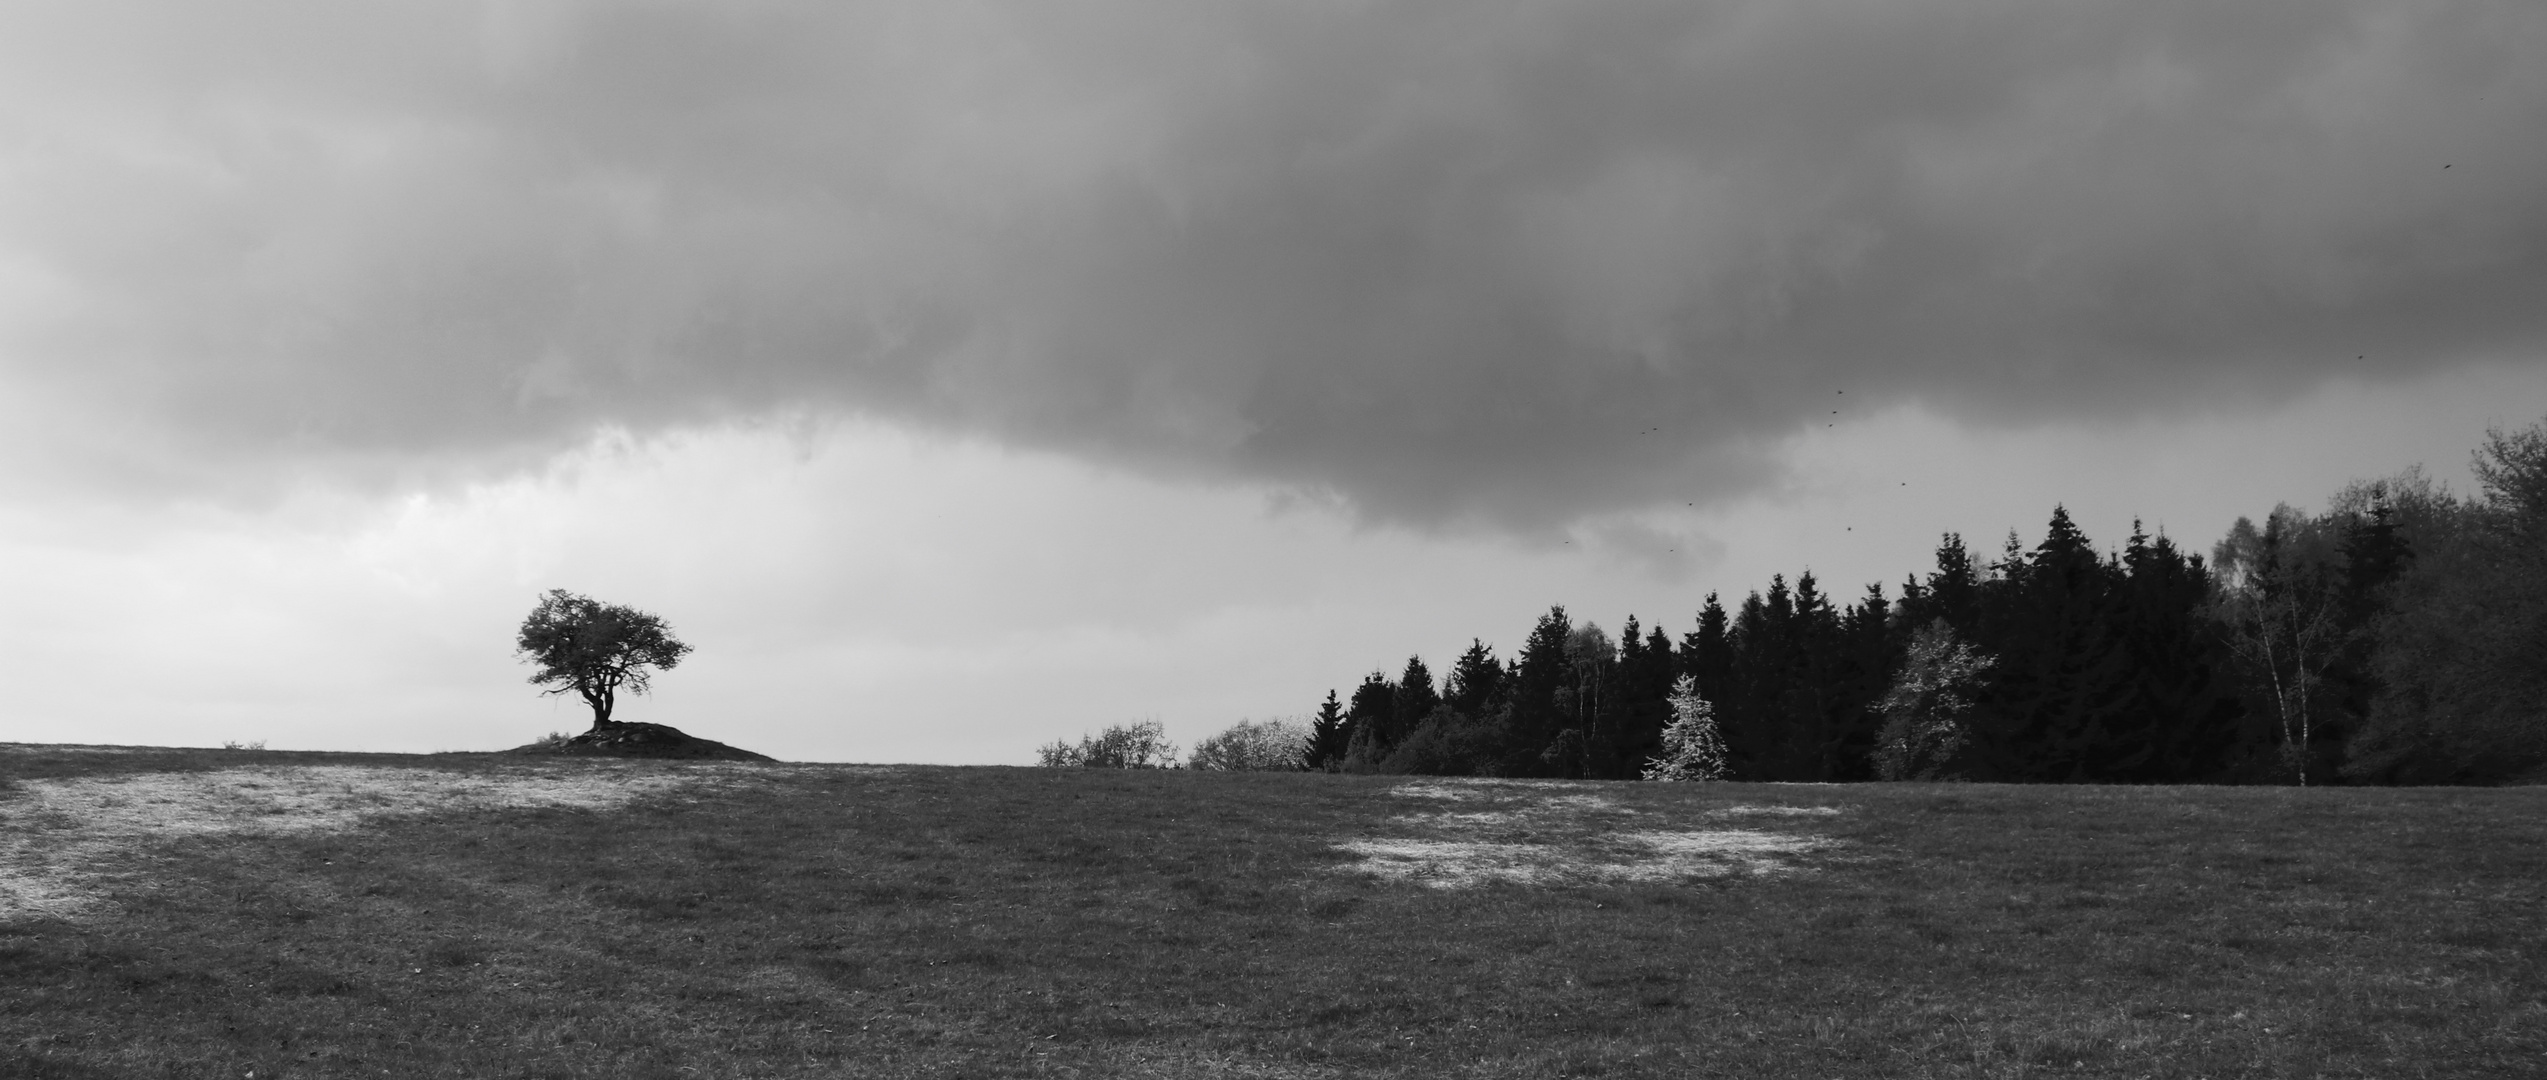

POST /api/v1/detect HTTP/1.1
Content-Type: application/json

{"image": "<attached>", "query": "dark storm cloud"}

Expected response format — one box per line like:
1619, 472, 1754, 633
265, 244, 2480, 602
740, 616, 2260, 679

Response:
3, 0, 2541, 525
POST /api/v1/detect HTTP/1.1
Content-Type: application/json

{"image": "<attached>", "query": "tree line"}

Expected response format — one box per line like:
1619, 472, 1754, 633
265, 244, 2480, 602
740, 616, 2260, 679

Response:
1282, 418, 2547, 785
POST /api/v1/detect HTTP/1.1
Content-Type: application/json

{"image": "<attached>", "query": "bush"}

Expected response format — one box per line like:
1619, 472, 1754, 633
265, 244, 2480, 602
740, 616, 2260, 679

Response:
1185, 718, 1310, 771
1036, 720, 1181, 768
1379, 707, 1505, 776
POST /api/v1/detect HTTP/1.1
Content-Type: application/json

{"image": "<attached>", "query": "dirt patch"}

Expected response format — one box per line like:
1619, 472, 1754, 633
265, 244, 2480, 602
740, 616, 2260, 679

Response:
0, 763, 739, 920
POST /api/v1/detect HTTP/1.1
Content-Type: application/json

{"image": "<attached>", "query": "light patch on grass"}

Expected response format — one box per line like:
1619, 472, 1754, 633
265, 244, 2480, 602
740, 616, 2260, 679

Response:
1411, 796, 1636, 831
1390, 779, 1590, 801
0, 763, 738, 920
1345, 782, 1837, 888
1712, 804, 1850, 817
1340, 830, 1824, 888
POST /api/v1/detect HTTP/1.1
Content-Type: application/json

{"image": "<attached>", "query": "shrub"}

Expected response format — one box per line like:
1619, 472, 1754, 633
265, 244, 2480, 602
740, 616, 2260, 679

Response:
1185, 718, 1310, 771
1036, 720, 1181, 768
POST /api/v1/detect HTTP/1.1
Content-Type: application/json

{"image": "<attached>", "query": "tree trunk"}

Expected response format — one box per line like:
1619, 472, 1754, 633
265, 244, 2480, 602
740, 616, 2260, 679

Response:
583, 685, 617, 730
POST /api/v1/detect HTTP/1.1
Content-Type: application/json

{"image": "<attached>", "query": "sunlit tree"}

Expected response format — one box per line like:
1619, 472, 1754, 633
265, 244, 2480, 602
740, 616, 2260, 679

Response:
1873, 619, 1993, 781
1643, 675, 1727, 781
1186, 718, 1311, 771
1036, 720, 1180, 768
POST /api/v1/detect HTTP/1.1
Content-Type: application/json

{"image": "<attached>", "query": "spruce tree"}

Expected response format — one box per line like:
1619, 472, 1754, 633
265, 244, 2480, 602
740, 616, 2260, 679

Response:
2111, 523, 2246, 781
1644, 675, 1728, 781
1341, 671, 1399, 769
1503, 605, 1575, 776
1444, 639, 1505, 719
1825, 583, 1897, 782
1392, 656, 1440, 747
1719, 586, 1779, 779
1305, 690, 1350, 771
1682, 594, 1734, 702
1606, 617, 1679, 780
1969, 507, 2136, 782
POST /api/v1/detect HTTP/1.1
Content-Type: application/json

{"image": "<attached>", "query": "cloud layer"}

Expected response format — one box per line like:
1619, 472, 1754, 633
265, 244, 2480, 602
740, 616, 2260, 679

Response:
4, 0, 2541, 526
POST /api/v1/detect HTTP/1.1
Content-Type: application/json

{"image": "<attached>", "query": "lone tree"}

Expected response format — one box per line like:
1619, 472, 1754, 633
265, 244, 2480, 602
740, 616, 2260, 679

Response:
516, 589, 691, 731
1643, 675, 1728, 782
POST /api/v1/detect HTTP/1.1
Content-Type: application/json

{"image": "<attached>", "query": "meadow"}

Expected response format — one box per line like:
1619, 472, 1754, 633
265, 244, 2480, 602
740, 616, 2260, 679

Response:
2, 744, 2541, 1078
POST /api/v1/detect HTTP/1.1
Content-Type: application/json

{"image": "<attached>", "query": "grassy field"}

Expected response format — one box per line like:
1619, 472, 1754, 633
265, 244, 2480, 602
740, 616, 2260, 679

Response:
2, 744, 2542, 1078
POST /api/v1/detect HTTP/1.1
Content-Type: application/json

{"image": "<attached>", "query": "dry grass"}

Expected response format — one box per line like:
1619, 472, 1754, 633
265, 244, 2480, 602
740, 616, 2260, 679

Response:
2, 745, 2543, 1079
0, 763, 742, 919
1338, 780, 1833, 887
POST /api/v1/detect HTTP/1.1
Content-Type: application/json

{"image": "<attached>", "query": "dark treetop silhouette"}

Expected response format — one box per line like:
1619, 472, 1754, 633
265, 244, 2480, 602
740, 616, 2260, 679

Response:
516, 589, 692, 731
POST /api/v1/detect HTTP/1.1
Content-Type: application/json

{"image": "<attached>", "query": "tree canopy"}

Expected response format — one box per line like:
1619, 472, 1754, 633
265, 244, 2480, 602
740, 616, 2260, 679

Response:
1280, 415, 2547, 786
515, 589, 692, 730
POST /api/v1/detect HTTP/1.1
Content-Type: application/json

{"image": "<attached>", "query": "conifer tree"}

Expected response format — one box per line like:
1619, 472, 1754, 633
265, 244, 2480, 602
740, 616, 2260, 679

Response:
1682, 594, 1734, 701
1825, 583, 1898, 781
1503, 606, 1576, 776
1917, 533, 1982, 631
1305, 690, 1351, 771
1341, 671, 1399, 769
1969, 507, 2137, 781
1606, 617, 1679, 779
1444, 639, 1505, 719
1644, 675, 1728, 781
2110, 522, 2245, 781
1716, 582, 1782, 778
1392, 656, 1440, 745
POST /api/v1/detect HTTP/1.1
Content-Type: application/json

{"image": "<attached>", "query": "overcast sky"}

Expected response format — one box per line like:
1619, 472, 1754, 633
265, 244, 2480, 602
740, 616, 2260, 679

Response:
3, 0, 2542, 761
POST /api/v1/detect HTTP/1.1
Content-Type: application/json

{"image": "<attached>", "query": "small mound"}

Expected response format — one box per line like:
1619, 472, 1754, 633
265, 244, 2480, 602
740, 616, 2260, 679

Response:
514, 722, 775, 762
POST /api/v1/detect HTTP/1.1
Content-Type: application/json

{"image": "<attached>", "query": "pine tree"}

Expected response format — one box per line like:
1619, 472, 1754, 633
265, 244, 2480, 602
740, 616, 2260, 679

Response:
1825, 583, 1897, 782
1645, 675, 1728, 781
1682, 594, 1734, 701
1305, 690, 1350, 771
1783, 572, 1849, 781
1969, 507, 2136, 781
1444, 639, 1505, 719
1341, 671, 1399, 769
1393, 655, 1441, 743
1606, 617, 1679, 779
1503, 606, 1575, 776
1719, 582, 1783, 778
2110, 523, 2246, 781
